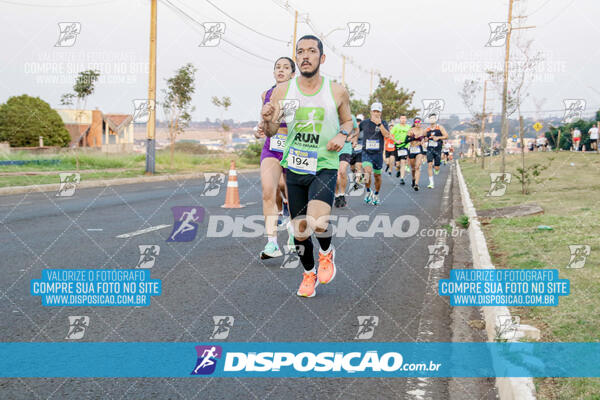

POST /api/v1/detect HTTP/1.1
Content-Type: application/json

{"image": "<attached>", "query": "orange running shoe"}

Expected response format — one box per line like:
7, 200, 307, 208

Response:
317, 247, 336, 284
297, 271, 318, 297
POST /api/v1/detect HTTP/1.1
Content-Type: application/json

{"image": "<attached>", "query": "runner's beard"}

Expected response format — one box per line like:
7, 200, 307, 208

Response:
300, 63, 319, 78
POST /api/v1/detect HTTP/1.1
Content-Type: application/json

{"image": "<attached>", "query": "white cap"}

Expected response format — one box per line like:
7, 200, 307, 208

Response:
356, 114, 364, 120
370, 102, 382, 112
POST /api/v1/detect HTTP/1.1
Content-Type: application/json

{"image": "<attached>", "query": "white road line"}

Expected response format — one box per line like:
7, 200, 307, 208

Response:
86, 228, 103, 231
406, 166, 453, 400
0, 202, 32, 207
116, 224, 171, 238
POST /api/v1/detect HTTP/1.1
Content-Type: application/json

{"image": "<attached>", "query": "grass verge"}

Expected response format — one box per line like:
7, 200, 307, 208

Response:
0, 150, 259, 187
460, 151, 600, 399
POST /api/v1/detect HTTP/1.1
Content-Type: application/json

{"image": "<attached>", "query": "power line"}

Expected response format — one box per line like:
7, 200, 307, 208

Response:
165, 0, 349, 80
204, 0, 290, 44
0, 0, 116, 6
272, 0, 380, 78
538, 0, 577, 25
161, 0, 274, 64
526, 0, 552, 16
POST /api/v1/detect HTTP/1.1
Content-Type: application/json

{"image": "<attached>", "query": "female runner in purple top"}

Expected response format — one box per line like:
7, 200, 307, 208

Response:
255, 56, 295, 259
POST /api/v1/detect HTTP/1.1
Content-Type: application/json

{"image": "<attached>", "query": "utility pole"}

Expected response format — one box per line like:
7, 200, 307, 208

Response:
480, 80, 488, 169
342, 56, 346, 86
499, 0, 536, 174
499, 0, 514, 175
292, 10, 298, 62
145, 0, 157, 175
519, 115, 526, 194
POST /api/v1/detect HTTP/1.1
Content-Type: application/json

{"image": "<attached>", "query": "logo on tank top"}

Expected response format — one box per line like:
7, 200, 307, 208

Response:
293, 107, 325, 145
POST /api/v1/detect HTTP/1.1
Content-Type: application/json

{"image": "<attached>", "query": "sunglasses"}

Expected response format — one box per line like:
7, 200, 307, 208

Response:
414, 120, 422, 123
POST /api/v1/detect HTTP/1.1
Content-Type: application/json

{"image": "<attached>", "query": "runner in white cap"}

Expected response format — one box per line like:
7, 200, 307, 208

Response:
360, 102, 395, 205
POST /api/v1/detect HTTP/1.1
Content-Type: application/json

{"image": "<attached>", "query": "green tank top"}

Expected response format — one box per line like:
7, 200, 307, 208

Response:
391, 124, 410, 149
280, 76, 340, 174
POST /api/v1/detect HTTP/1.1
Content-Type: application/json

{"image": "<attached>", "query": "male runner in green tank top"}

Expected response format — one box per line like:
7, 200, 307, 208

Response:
390, 114, 411, 185
260, 35, 353, 298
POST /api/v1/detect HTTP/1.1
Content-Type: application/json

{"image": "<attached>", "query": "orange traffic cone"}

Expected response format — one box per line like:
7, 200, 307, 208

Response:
221, 160, 244, 208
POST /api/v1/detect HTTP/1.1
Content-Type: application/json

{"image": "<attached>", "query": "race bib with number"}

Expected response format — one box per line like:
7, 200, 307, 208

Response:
269, 133, 286, 152
410, 146, 421, 154
428, 140, 437, 148
365, 139, 380, 150
398, 149, 408, 156
354, 144, 363, 152
287, 147, 318, 175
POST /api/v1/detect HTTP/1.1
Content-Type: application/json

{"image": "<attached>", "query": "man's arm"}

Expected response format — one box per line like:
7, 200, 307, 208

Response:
327, 82, 353, 151
439, 125, 449, 140
349, 125, 359, 143
380, 122, 392, 140
334, 83, 353, 133
260, 82, 289, 137
348, 117, 359, 142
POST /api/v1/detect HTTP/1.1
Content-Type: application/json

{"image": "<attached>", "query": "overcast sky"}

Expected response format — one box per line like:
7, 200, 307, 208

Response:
1, 0, 599, 123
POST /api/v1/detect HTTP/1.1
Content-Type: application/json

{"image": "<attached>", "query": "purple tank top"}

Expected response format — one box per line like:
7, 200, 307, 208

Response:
261, 86, 287, 161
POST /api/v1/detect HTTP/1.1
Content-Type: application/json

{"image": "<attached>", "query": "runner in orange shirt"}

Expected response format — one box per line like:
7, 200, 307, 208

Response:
384, 124, 397, 176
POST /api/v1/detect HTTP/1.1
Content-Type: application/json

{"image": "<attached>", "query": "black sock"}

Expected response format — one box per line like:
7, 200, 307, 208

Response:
315, 224, 333, 252
316, 235, 332, 253
294, 237, 314, 271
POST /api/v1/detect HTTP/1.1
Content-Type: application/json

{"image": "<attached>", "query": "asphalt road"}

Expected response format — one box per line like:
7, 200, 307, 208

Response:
0, 163, 493, 399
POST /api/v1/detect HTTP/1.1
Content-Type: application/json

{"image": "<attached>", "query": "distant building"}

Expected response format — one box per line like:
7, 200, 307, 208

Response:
56, 109, 134, 152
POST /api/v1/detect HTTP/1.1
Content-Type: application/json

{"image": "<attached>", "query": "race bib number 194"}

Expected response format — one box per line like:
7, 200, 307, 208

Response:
287, 147, 318, 175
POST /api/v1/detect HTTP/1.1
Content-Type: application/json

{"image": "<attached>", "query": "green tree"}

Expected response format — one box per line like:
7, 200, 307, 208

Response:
162, 63, 197, 166
72, 70, 100, 147
545, 118, 597, 151
60, 93, 75, 107
211, 96, 232, 131
61, 69, 100, 169
367, 76, 418, 122
0, 95, 70, 147
350, 98, 369, 116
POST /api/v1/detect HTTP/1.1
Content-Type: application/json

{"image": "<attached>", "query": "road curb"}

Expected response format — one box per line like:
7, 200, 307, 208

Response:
455, 161, 537, 400
0, 168, 261, 196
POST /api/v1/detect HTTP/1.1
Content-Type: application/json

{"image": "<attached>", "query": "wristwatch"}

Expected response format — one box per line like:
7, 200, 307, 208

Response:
339, 129, 349, 136
376, 123, 382, 127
